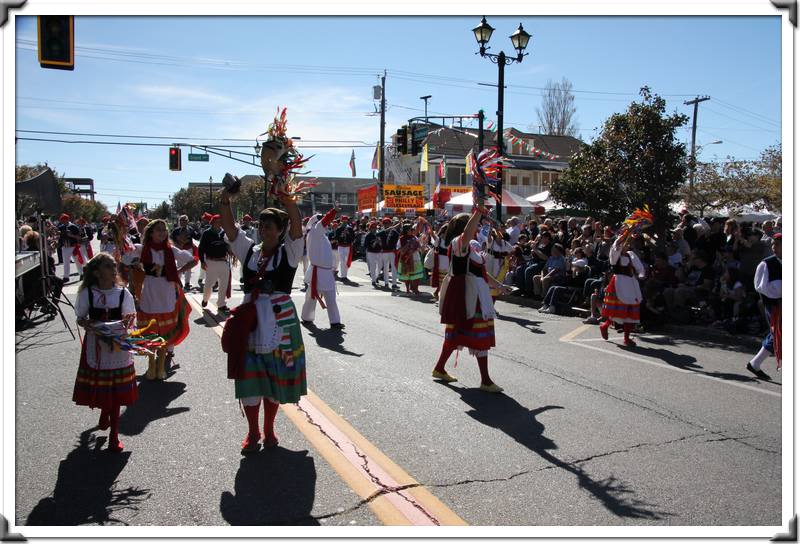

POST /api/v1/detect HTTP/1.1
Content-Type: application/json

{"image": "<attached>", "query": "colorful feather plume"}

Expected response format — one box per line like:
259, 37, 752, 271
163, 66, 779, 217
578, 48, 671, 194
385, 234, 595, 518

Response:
260, 107, 315, 197
85, 319, 165, 356
620, 205, 655, 237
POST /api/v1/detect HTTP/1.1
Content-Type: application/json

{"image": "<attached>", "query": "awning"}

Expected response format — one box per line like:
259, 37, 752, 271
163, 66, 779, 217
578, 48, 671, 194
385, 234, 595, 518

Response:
444, 189, 534, 216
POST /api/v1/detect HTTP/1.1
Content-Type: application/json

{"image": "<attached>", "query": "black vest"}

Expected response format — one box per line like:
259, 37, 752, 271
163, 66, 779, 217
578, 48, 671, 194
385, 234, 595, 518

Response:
87, 288, 125, 321
241, 243, 297, 295
760, 255, 781, 307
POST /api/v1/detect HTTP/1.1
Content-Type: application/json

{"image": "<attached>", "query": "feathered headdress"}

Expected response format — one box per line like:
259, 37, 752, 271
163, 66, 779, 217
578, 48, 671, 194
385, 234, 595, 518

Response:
259, 107, 315, 198
469, 147, 507, 213
112, 204, 137, 255
620, 205, 654, 238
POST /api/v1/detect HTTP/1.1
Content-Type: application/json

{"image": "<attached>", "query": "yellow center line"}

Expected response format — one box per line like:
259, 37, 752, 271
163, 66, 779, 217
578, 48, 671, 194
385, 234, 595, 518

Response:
183, 292, 467, 526
559, 323, 590, 342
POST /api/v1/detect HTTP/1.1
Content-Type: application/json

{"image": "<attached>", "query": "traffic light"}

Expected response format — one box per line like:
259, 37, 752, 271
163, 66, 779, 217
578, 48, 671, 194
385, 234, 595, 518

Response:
411, 126, 420, 156
395, 126, 408, 155
169, 146, 182, 171
37, 16, 74, 71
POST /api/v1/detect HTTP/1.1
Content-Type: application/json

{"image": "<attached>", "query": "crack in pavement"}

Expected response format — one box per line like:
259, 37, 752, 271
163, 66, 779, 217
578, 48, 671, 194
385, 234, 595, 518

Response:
295, 401, 441, 525
355, 305, 779, 458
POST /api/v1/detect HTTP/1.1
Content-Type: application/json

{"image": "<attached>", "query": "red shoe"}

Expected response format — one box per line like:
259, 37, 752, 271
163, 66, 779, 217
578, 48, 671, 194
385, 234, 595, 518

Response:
599, 323, 609, 340
241, 433, 261, 454
261, 433, 279, 448
107, 437, 124, 453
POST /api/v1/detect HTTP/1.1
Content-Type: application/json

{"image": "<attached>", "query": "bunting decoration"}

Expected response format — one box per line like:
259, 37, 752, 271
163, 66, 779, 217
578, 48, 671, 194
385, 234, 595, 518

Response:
349, 149, 357, 177
506, 134, 559, 160
371, 144, 380, 170
260, 107, 314, 197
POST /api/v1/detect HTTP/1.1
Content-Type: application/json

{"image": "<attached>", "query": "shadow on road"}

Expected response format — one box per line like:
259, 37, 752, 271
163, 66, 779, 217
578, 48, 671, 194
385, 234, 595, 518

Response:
442, 383, 671, 520
494, 313, 546, 334
219, 448, 319, 525
117, 380, 190, 436
624, 344, 764, 384
301, 323, 363, 357
25, 429, 150, 526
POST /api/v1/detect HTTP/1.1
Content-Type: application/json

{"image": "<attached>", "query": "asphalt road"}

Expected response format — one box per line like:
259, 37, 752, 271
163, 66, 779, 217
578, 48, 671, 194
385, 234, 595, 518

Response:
13, 250, 784, 533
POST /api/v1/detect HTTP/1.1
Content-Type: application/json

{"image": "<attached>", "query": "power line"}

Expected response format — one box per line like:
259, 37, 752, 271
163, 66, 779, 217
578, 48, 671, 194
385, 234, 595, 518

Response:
703, 106, 781, 133
16, 136, 375, 149
713, 98, 780, 127
16, 128, 373, 144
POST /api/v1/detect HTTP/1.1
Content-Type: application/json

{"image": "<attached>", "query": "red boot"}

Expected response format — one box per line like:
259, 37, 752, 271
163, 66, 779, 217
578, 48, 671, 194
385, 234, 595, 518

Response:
623, 323, 637, 347
262, 399, 280, 448
107, 404, 124, 453
599, 319, 611, 341
242, 403, 261, 454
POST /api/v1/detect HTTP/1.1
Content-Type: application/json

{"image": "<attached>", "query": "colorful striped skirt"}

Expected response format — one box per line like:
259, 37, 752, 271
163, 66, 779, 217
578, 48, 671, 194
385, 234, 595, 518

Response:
72, 344, 138, 410
398, 255, 424, 282
235, 296, 307, 404
137, 291, 191, 347
444, 308, 496, 353
601, 275, 640, 324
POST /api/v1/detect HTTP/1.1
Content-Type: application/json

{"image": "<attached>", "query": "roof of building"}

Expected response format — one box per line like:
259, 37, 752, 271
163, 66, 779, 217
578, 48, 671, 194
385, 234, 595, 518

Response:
505, 128, 584, 159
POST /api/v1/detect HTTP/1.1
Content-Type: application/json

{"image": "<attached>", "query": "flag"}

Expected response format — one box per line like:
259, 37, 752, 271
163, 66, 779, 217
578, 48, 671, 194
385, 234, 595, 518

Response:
438, 156, 447, 181
349, 150, 356, 177
371, 144, 379, 170
433, 177, 441, 208
116, 201, 121, 214
465, 152, 472, 174
420, 143, 428, 172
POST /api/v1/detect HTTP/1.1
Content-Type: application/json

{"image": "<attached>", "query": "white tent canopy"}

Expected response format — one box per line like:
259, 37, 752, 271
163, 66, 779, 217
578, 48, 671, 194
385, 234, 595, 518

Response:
444, 189, 534, 216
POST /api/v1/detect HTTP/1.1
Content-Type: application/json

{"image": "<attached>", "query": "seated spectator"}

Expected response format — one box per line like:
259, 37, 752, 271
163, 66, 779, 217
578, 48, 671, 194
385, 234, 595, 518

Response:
640, 281, 667, 330
664, 250, 714, 313
666, 241, 684, 269
532, 243, 566, 298
710, 267, 746, 321
568, 246, 590, 287
521, 231, 553, 295
649, 251, 677, 290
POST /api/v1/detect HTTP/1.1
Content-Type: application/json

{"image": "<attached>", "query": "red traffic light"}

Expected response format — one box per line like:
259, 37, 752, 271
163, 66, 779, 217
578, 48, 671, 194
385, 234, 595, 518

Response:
169, 146, 181, 171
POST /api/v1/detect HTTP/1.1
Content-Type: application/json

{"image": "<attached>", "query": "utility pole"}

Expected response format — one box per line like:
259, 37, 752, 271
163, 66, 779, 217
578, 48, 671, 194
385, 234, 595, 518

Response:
478, 109, 485, 152
378, 71, 386, 202
208, 176, 213, 210
420, 95, 431, 120
684, 95, 710, 210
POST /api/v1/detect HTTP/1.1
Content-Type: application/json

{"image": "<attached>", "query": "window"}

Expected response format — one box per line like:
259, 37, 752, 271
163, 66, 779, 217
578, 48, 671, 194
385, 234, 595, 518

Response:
320, 193, 330, 204
446, 166, 461, 185
510, 175, 518, 186
522, 176, 530, 186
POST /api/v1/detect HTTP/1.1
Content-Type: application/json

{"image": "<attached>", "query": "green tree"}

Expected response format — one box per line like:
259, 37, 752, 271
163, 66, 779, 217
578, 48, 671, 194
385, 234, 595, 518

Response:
61, 195, 110, 222
149, 201, 172, 220
171, 187, 219, 221
550, 87, 689, 238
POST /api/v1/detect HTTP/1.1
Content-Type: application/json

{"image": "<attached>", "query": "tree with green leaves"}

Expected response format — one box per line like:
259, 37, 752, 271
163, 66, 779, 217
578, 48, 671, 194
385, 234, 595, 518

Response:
550, 87, 689, 238
61, 195, 110, 223
171, 187, 220, 221
149, 201, 172, 220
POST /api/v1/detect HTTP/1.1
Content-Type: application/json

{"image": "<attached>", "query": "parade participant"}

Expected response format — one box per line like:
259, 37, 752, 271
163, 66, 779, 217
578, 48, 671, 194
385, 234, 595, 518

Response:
122, 219, 196, 380
334, 216, 356, 280
484, 227, 514, 299
127, 216, 151, 302
76, 218, 95, 263
328, 220, 340, 277
198, 214, 232, 313
171, 215, 198, 290
197, 212, 213, 289
72, 253, 138, 453
240, 214, 255, 241
301, 208, 344, 329
378, 217, 400, 290
218, 187, 307, 453
99, 217, 117, 255
397, 221, 424, 294
363, 220, 383, 288
432, 210, 511, 392
598, 230, 646, 346
747, 233, 782, 380
301, 216, 311, 276
58, 214, 84, 282
430, 223, 449, 298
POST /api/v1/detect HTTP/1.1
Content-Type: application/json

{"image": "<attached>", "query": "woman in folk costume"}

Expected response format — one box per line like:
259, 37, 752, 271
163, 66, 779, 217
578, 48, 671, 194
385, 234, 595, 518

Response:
397, 220, 425, 294
432, 210, 511, 392
484, 227, 514, 300
598, 207, 651, 347
430, 223, 449, 298
122, 219, 196, 379
72, 253, 138, 453
219, 106, 314, 453
219, 190, 307, 453
746, 233, 782, 380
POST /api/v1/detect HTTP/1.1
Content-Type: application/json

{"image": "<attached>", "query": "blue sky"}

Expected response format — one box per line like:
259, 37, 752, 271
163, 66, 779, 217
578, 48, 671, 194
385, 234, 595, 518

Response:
15, 16, 782, 210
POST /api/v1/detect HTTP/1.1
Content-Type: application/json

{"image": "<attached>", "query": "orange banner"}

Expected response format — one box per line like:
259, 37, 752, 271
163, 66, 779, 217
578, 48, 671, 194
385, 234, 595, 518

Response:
357, 184, 378, 212
434, 185, 471, 208
384, 184, 424, 209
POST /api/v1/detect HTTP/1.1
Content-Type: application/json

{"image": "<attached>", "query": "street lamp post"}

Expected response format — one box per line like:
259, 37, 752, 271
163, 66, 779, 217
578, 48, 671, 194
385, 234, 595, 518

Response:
420, 95, 432, 121
472, 17, 531, 222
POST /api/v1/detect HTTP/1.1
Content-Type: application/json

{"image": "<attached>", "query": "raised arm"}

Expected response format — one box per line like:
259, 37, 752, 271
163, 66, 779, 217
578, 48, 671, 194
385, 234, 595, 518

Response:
461, 208, 483, 246
219, 189, 238, 243
278, 193, 302, 241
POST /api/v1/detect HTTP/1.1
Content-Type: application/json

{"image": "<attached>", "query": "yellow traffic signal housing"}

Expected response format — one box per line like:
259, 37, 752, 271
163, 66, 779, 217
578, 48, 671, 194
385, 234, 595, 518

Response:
38, 16, 74, 71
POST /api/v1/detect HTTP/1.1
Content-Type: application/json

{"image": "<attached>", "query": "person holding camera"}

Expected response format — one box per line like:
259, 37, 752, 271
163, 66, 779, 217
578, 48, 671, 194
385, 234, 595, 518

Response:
219, 186, 307, 453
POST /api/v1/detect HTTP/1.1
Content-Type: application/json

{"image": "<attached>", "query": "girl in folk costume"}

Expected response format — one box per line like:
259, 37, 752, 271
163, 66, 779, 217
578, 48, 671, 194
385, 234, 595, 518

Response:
397, 221, 424, 294
122, 220, 196, 379
598, 208, 652, 346
484, 227, 514, 300
219, 189, 307, 453
72, 253, 138, 453
432, 210, 512, 392
430, 223, 449, 298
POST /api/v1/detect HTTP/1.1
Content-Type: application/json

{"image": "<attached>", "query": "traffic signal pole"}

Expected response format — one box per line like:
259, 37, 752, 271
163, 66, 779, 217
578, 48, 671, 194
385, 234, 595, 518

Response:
378, 71, 386, 201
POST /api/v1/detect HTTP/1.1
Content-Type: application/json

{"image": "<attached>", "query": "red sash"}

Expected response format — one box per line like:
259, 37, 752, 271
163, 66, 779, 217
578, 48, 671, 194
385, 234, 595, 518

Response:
72, 244, 85, 265
310, 265, 327, 309
345, 245, 353, 268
